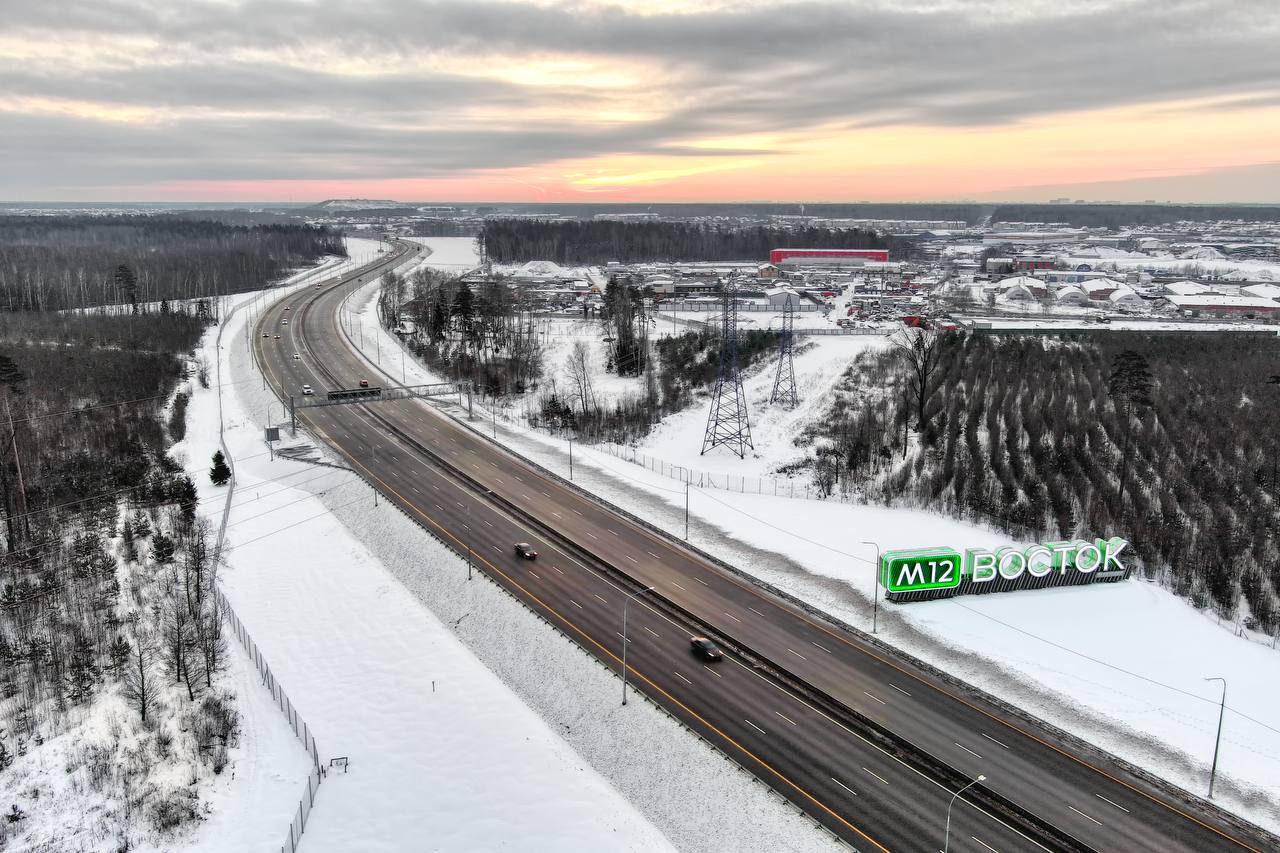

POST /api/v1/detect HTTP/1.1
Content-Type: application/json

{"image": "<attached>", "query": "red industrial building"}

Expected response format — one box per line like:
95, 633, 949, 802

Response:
770, 248, 890, 264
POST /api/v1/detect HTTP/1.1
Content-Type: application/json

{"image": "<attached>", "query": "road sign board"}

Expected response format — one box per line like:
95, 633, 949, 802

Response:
881, 547, 963, 593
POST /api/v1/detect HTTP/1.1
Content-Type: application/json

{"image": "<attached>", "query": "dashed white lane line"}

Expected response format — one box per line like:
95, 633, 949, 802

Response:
552, 512, 562, 519
528, 571, 540, 579
573, 509, 583, 516
703, 665, 722, 678
1068, 805, 1103, 826
775, 711, 798, 727
647, 551, 660, 559
569, 599, 583, 609
1095, 794, 1130, 814
586, 531, 598, 539
954, 742, 983, 759
521, 493, 531, 500
971, 837, 999, 852
643, 626, 660, 639
615, 632, 631, 643
541, 491, 551, 497
787, 648, 807, 661
626, 555, 639, 563
483, 519, 494, 528
694, 578, 709, 586
671, 581, 687, 591
491, 546, 502, 554
593, 594, 608, 604
410, 487, 420, 495
723, 611, 742, 623
831, 777, 858, 797
551, 565, 564, 575
981, 733, 1010, 750
862, 767, 889, 786
674, 671, 693, 685
863, 691, 886, 705
810, 640, 832, 654
609, 529, 619, 536
744, 719, 767, 736
889, 684, 912, 698
748, 606, 767, 617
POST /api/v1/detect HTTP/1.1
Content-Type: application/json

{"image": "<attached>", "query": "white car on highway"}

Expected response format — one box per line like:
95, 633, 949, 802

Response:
301, 384, 313, 396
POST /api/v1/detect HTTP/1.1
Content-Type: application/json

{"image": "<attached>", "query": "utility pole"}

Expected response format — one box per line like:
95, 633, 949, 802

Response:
6, 398, 29, 541
861, 540, 881, 634
568, 437, 574, 481
1204, 677, 1226, 799
684, 482, 690, 540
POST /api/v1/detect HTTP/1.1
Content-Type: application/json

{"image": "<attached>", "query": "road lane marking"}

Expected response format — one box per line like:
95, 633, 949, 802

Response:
863, 691, 886, 705
552, 512, 562, 519
483, 520, 494, 528
748, 606, 767, 617
410, 487, 420, 495
955, 742, 983, 759
647, 551, 660, 559
981, 733, 1009, 750
643, 626, 660, 639
491, 546, 502, 554
528, 571, 540, 579
495, 478, 504, 484
1095, 794, 1130, 814
541, 491, 551, 497
585, 531, 598, 539
434, 504, 444, 511
775, 711, 798, 727
744, 719, 767, 735
615, 632, 631, 643
593, 594, 608, 604
862, 767, 889, 786
703, 665, 721, 678
572, 509, 583, 516
609, 529, 619, 536
810, 640, 832, 654
971, 837, 998, 852
569, 599, 583, 609
1068, 806, 1103, 826
626, 555, 639, 563
521, 494, 531, 500
694, 578, 709, 586
551, 565, 564, 575
831, 777, 858, 797
671, 582, 686, 591
723, 611, 742, 623
787, 648, 807, 660
673, 671, 693, 685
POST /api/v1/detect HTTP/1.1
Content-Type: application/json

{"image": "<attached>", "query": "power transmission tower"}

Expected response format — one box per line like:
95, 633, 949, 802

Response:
702, 279, 753, 458
770, 294, 799, 408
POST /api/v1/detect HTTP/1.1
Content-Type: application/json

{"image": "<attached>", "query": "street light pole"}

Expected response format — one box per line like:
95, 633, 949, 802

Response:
861, 540, 881, 634
944, 773, 985, 853
684, 482, 690, 540
621, 586, 655, 705
568, 437, 574, 481
1204, 677, 1226, 798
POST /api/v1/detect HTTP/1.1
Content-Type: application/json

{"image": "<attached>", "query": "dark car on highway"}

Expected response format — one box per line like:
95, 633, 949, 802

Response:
690, 636, 723, 661
514, 542, 538, 560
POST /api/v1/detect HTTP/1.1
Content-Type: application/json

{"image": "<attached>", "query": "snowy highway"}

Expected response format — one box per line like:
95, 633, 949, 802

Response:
249, 240, 1272, 853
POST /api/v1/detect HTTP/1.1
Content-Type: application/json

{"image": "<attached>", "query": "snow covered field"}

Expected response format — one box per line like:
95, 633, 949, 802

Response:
351, 238, 1280, 835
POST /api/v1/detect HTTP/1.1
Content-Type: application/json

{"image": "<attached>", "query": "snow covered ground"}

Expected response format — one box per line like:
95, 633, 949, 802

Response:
350, 238, 1280, 835
176, 237, 843, 852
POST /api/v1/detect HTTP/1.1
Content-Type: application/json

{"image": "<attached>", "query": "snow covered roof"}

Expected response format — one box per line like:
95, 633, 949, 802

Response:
1164, 295, 1280, 309
1162, 280, 1213, 296
1080, 278, 1125, 295
1241, 283, 1280, 301
995, 275, 1043, 288
1053, 285, 1088, 302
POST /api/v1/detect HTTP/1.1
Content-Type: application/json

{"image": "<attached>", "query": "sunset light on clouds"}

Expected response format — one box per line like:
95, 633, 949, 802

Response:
3, 0, 1278, 202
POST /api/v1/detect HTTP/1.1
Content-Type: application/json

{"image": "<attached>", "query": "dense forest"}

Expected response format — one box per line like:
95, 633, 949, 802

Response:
0, 306, 244, 849
479, 220, 917, 264
0, 215, 344, 311
988, 204, 1280, 229
797, 332, 1280, 634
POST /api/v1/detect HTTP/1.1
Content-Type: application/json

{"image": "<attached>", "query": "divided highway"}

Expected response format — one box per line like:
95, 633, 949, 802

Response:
251, 241, 1269, 852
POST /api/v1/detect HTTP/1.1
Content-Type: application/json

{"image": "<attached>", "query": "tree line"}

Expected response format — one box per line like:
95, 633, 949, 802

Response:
800, 331, 1280, 635
0, 215, 344, 311
479, 219, 917, 264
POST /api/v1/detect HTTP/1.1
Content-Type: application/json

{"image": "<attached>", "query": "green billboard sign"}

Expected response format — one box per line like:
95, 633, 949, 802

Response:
880, 547, 963, 593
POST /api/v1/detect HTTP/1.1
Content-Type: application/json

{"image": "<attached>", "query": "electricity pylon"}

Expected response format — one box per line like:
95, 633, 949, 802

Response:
702, 280, 753, 458
770, 293, 799, 408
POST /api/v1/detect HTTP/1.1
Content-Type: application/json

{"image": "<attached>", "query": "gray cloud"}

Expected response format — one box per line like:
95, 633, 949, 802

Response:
1, 0, 1278, 195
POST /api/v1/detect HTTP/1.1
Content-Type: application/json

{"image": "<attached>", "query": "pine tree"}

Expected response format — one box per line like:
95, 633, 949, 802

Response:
131, 510, 152, 539
1108, 350, 1153, 513
151, 532, 176, 564
0, 727, 12, 772
209, 450, 231, 486
176, 476, 198, 524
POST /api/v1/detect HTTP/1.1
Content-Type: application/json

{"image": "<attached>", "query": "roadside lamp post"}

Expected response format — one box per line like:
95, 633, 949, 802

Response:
1204, 677, 1227, 799
568, 437, 574, 481
861, 540, 881, 634
621, 586, 655, 705
944, 773, 985, 853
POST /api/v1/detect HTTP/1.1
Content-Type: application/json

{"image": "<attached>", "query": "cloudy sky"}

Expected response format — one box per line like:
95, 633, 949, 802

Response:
4, 0, 1279, 203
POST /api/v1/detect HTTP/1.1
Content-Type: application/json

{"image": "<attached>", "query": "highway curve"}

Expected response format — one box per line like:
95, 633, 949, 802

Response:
250, 240, 1273, 853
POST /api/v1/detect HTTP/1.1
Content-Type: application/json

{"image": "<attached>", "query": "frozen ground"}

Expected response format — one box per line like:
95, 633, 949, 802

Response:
197, 239, 841, 852
350, 238, 1280, 835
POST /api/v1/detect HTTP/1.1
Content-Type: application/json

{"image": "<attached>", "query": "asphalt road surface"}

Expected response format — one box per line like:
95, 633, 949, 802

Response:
250, 241, 1269, 853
